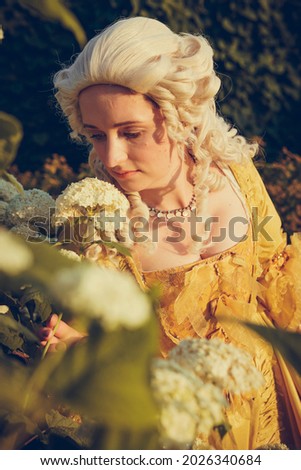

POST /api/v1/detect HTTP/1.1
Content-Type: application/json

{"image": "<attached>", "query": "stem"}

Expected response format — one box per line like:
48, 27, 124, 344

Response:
41, 313, 63, 360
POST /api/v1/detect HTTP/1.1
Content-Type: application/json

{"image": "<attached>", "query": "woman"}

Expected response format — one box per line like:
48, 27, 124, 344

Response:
42, 17, 301, 449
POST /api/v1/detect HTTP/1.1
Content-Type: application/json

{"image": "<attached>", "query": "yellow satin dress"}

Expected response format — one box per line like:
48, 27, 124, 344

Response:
141, 160, 301, 449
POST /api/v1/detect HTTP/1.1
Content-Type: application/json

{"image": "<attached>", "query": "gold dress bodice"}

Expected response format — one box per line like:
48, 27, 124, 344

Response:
142, 161, 301, 450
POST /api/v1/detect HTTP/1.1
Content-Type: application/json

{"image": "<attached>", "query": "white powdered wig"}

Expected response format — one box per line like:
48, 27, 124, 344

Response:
54, 17, 257, 254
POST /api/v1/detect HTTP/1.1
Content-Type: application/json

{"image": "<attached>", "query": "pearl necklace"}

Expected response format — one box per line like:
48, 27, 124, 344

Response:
148, 191, 196, 219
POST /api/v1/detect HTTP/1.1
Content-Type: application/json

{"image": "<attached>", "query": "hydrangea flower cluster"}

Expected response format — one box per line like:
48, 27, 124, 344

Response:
151, 358, 226, 449
168, 338, 265, 395
49, 264, 151, 331
0, 178, 19, 202
151, 337, 265, 449
53, 177, 131, 246
0, 178, 55, 241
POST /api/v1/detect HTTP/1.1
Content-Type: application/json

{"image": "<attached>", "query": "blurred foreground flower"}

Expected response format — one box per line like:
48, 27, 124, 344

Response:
168, 338, 265, 395
151, 358, 226, 449
151, 337, 265, 449
0, 228, 33, 275
49, 264, 152, 331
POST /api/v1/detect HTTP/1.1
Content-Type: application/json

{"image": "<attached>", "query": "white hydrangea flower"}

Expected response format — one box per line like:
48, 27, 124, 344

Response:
53, 177, 131, 245
0, 200, 8, 224
6, 188, 55, 230
0, 178, 19, 202
160, 404, 196, 448
10, 223, 45, 241
151, 359, 226, 448
0, 228, 33, 275
54, 177, 129, 218
49, 264, 151, 330
168, 338, 265, 395
59, 249, 81, 262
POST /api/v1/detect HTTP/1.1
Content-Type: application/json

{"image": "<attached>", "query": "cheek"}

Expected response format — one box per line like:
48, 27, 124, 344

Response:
89, 147, 105, 173
92, 143, 107, 162
155, 143, 173, 164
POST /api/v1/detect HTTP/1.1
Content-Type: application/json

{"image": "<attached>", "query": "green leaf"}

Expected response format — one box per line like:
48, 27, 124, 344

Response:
0, 355, 45, 449
19, 286, 52, 323
0, 409, 38, 450
19, 0, 87, 48
45, 409, 91, 448
244, 322, 301, 375
0, 112, 23, 171
0, 315, 38, 350
0, 172, 23, 193
0, 315, 25, 351
0, 290, 19, 311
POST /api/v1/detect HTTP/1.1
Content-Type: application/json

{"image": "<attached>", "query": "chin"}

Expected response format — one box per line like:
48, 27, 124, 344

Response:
114, 177, 146, 192
118, 182, 145, 193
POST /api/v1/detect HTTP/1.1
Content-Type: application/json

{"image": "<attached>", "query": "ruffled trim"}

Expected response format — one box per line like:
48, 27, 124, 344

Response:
258, 232, 301, 331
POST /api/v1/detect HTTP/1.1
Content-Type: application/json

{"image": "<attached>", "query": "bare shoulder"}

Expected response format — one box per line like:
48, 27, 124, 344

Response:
202, 163, 250, 256
209, 162, 247, 220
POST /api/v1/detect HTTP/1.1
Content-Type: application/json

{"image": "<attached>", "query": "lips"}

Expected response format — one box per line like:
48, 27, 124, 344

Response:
112, 170, 140, 178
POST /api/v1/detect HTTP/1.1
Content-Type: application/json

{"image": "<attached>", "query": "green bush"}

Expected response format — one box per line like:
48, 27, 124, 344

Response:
0, 0, 300, 171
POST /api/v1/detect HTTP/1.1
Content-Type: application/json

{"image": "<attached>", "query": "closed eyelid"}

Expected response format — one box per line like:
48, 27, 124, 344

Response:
122, 130, 142, 135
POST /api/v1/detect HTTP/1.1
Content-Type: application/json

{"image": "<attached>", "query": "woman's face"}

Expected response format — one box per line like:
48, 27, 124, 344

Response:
78, 85, 182, 196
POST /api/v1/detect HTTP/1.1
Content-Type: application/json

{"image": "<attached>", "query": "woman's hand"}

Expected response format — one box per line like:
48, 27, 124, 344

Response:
39, 313, 85, 354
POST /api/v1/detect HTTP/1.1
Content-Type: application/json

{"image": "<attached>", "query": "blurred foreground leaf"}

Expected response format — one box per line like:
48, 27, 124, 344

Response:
48, 319, 159, 428
0, 112, 23, 172
0, 351, 45, 449
245, 322, 301, 375
0, 229, 160, 449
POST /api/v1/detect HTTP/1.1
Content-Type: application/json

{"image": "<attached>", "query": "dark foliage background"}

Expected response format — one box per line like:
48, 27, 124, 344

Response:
0, 0, 300, 172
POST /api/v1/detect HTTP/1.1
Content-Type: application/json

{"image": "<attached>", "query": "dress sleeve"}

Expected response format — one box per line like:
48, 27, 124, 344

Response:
246, 161, 287, 266
257, 232, 301, 331
245, 161, 301, 331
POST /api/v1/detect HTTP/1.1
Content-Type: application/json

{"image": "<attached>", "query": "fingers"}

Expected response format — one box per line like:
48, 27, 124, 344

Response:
47, 313, 60, 329
46, 342, 67, 354
50, 316, 83, 342
38, 314, 85, 355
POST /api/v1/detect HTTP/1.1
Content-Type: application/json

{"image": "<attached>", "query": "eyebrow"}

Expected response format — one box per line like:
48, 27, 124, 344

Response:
83, 120, 143, 129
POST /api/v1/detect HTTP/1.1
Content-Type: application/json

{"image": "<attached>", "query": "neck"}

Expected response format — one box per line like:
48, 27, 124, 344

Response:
140, 155, 195, 211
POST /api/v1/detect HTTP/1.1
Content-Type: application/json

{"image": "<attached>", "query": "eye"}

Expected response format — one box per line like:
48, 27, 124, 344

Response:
90, 133, 106, 141
124, 131, 141, 139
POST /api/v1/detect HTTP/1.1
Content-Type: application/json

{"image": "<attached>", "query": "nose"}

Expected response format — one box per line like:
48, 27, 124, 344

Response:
102, 136, 127, 169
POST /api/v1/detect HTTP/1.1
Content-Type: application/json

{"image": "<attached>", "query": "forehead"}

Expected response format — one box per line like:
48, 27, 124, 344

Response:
78, 84, 160, 123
